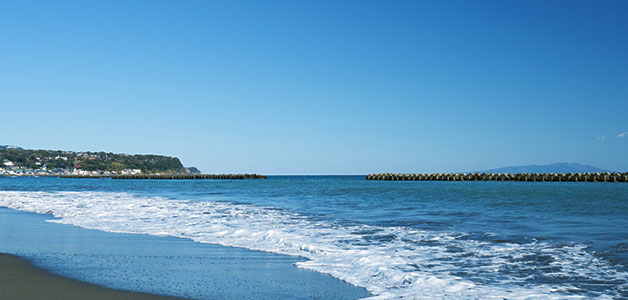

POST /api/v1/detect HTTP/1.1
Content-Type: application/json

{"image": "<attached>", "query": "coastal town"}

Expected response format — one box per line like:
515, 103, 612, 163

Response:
0, 159, 143, 177
0, 145, 189, 177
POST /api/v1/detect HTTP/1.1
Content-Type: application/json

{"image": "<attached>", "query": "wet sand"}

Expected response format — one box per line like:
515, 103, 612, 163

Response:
0, 207, 371, 299
0, 253, 186, 300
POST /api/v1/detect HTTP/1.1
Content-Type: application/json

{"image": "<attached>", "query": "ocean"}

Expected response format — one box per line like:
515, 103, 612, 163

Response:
0, 176, 627, 299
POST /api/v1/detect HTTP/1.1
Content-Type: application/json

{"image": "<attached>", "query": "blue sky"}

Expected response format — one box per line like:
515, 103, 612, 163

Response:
1, 0, 627, 174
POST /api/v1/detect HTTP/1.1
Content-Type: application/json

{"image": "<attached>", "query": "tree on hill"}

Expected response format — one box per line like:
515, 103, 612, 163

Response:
0, 148, 186, 174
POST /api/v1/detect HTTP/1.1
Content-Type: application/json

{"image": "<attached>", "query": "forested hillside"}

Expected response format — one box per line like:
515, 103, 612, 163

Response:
0, 147, 186, 174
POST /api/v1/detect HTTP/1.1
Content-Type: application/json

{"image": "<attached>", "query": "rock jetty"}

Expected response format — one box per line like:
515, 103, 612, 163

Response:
366, 172, 628, 182
112, 174, 267, 180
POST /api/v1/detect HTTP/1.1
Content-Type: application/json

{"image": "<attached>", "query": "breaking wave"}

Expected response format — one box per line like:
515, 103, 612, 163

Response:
1, 191, 625, 299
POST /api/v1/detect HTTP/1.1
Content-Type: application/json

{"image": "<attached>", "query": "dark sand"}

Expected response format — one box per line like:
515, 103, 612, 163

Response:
0, 253, 186, 300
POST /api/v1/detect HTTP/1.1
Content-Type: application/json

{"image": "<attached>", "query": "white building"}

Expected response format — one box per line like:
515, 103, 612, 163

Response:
120, 169, 142, 175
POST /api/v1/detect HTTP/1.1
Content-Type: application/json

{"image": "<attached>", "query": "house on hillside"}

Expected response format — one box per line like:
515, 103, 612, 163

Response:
120, 169, 142, 175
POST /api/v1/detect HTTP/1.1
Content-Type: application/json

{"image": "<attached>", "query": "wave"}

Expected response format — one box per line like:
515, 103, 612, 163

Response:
0, 191, 625, 299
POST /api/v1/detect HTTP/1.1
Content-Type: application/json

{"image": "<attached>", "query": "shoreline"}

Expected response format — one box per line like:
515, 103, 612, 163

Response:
0, 206, 371, 300
0, 174, 267, 179
0, 253, 186, 300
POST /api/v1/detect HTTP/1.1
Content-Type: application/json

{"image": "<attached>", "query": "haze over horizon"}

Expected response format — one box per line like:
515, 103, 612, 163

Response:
1, 1, 627, 174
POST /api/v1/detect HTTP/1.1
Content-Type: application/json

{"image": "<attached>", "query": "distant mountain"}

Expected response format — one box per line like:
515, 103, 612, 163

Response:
479, 163, 613, 174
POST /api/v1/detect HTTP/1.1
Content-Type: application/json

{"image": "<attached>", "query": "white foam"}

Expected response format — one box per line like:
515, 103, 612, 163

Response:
0, 191, 624, 299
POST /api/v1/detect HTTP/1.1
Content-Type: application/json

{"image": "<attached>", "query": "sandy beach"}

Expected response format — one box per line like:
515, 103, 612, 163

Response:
0, 253, 185, 300
0, 202, 370, 300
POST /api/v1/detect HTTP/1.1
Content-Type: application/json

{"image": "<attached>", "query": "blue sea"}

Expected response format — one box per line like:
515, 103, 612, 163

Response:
1, 176, 627, 299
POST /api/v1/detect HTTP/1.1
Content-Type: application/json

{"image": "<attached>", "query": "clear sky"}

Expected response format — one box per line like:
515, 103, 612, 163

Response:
1, 0, 627, 174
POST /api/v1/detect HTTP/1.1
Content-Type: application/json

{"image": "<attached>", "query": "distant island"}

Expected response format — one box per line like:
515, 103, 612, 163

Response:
478, 163, 613, 174
0, 145, 199, 177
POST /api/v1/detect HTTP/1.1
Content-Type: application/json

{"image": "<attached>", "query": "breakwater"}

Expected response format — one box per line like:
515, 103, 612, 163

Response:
366, 172, 628, 182
59, 175, 110, 179
112, 174, 267, 180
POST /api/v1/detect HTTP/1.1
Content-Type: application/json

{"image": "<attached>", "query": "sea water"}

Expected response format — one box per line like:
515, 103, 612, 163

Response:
0, 176, 626, 299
